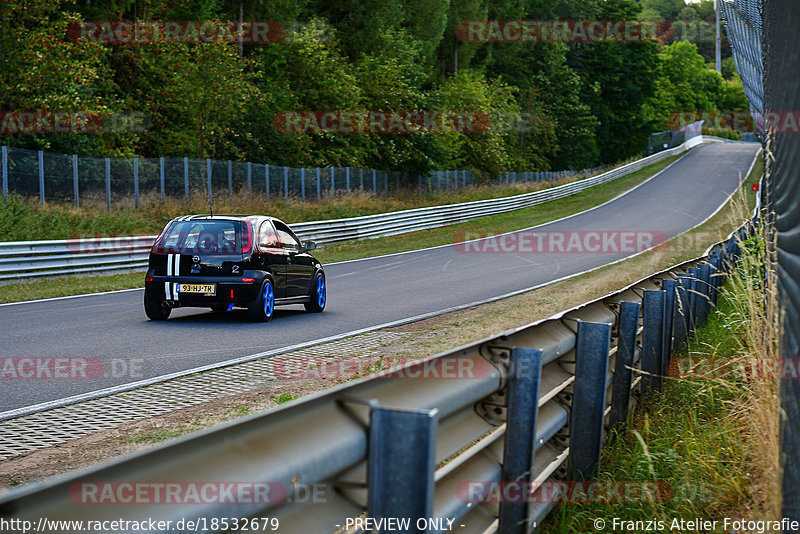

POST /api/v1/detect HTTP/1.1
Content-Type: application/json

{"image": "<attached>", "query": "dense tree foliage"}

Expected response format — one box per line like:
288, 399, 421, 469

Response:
0, 0, 752, 179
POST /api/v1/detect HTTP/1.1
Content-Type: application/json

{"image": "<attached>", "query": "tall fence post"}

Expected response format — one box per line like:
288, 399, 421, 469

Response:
105, 157, 111, 212
384, 171, 388, 197
206, 158, 212, 206
359, 168, 364, 190
368, 405, 437, 533
642, 290, 666, 392
37, 150, 44, 204
133, 157, 139, 209
372, 169, 377, 193
72, 154, 79, 208
346, 167, 350, 194
301, 168, 306, 201
159, 157, 165, 200
568, 321, 612, 479
283, 166, 288, 199
265, 164, 269, 200
1, 146, 7, 200
315, 167, 320, 200
247, 161, 252, 194
330, 166, 335, 198
610, 301, 640, 432
227, 160, 232, 200
183, 157, 189, 202
499, 348, 542, 534
688, 268, 701, 334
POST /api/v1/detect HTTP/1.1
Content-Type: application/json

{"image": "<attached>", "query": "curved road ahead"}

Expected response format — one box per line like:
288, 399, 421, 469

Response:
0, 143, 760, 412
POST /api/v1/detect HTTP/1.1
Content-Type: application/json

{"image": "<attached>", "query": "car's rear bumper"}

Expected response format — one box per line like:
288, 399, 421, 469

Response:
144, 273, 266, 307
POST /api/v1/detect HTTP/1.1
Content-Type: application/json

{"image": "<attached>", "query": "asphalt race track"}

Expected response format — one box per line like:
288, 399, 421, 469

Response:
0, 143, 760, 412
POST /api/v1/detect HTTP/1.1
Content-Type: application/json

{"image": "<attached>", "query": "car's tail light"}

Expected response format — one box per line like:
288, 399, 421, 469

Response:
145, 276, 154, 282
241, 222, 253, 254
242, 277, 255, 283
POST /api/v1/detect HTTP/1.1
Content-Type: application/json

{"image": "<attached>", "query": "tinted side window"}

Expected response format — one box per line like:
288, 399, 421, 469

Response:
273, 221, 300, 252
258, 221, 279, 248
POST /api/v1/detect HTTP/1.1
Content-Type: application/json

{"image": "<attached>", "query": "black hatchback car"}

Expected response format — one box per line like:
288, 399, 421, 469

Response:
144, 215, 325, 321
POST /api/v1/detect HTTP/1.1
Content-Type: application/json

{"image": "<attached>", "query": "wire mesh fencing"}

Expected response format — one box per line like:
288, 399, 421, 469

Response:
0, 145, 600, 210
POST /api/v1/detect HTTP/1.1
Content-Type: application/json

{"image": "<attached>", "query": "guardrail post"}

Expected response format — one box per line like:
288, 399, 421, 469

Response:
38, 150, 44, 204
673, 274, 692, 350
499, 348, 542, 534
368, 406, 437, 533
72, 154, 79, 208
697, 264, 713, 327
105, 157, 111, 211
688, 267, 701, 333
247, 161, 252, 194
568, 321, 611, 479
133, 157, 139, 209
159, 157, 165, 200
227, 160, 232, 199
662, 279, 677, 364
708, 253, 723, 304
642, 290, 666, 392
610, 301, 640, 432
183, 157, 189, 202
330, 166, 335, 198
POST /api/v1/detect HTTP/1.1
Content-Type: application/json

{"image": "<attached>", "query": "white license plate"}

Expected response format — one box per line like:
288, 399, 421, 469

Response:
176, 283, 216, 295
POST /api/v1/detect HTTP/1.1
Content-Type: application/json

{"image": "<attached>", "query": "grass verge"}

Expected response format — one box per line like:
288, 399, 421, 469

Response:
0, 155, 682, 304
543, 232, 779, 529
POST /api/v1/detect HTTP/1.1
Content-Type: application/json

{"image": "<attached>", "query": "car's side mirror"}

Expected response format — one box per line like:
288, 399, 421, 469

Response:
304, 240, 317, 252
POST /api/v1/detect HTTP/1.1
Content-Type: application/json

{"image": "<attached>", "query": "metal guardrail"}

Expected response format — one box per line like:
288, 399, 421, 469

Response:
0, 139, 701, 281
0, 216, 755, 533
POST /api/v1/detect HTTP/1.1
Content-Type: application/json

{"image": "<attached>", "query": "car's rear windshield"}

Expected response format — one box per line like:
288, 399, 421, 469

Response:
153, 220, 251, 255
